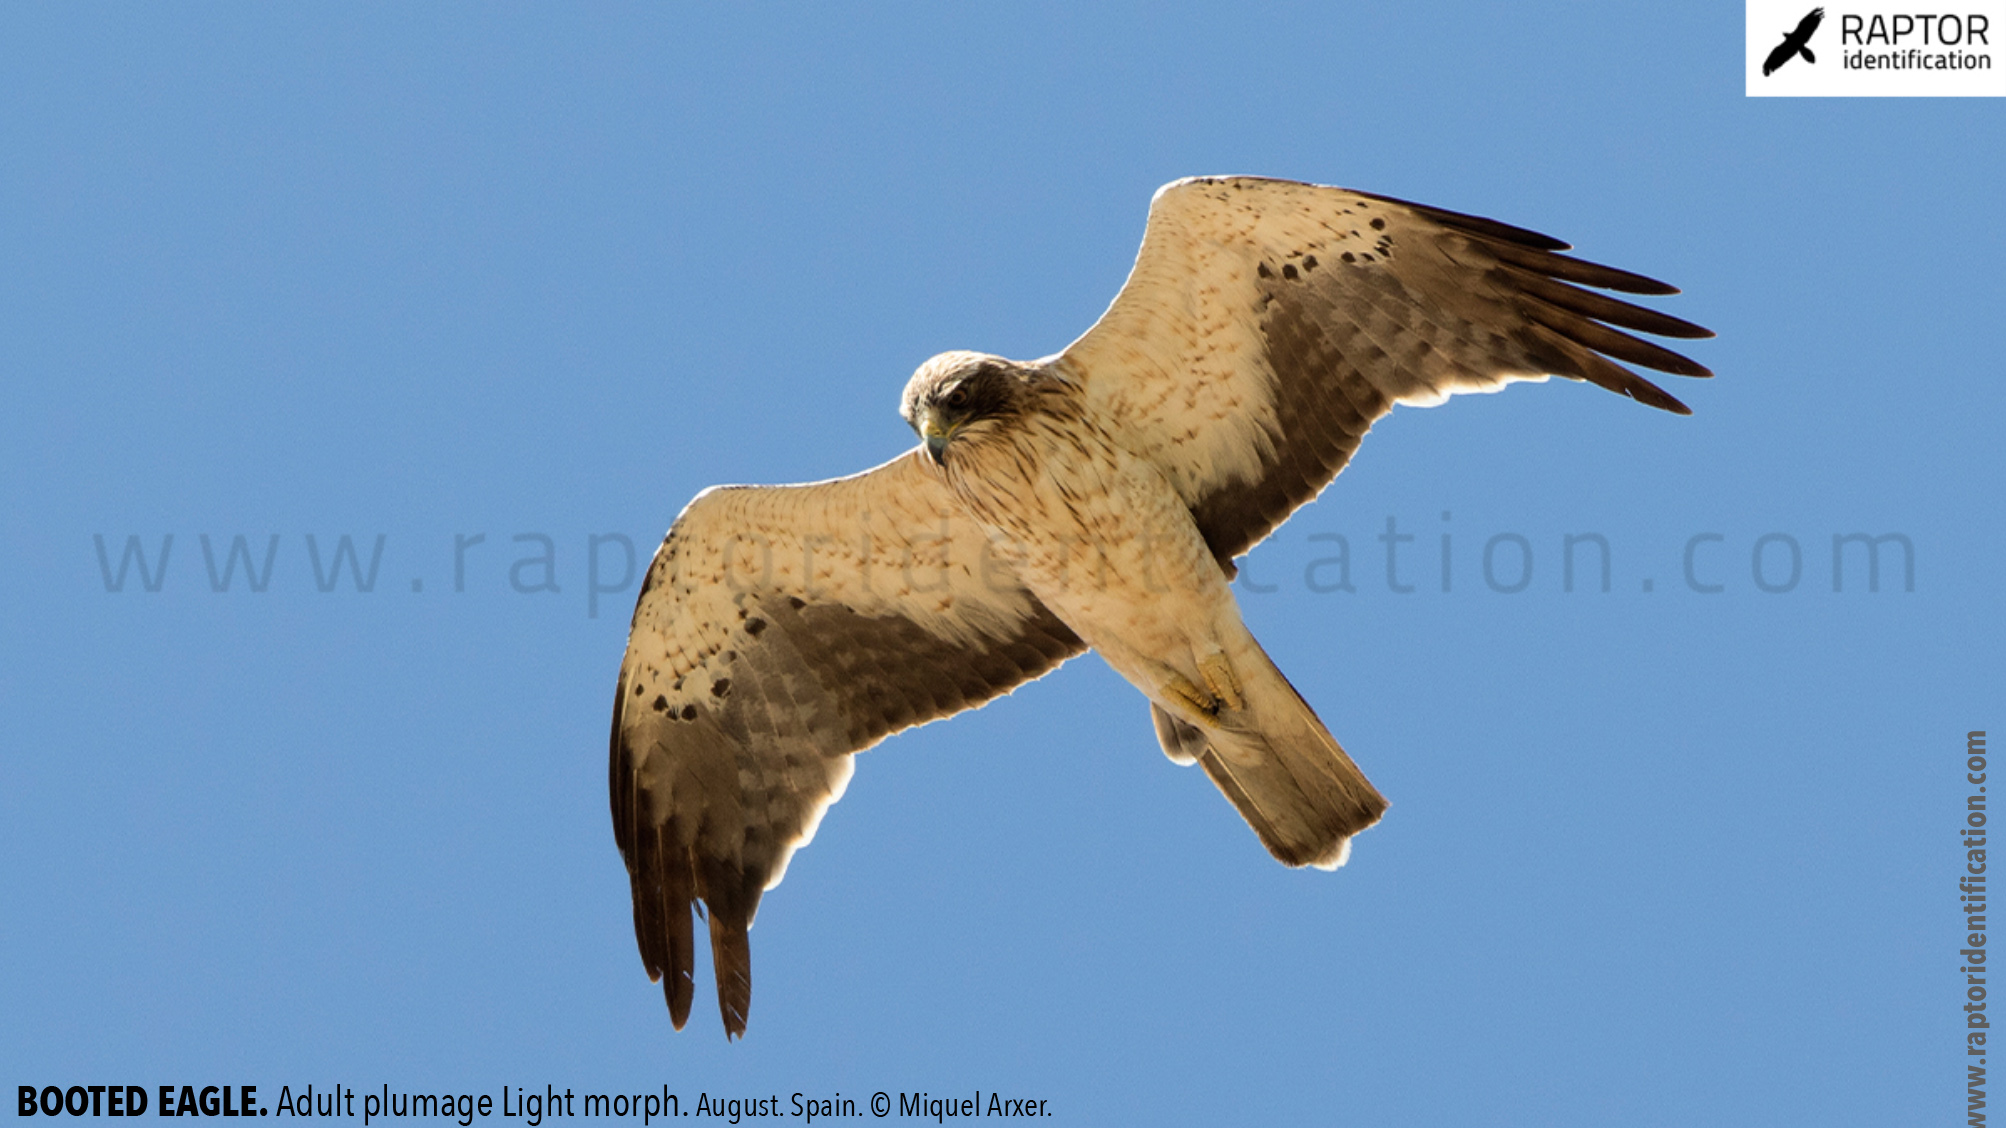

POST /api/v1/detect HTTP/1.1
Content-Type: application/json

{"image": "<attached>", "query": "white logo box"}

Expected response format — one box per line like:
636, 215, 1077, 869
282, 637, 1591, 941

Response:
1748, 0, 2006, 95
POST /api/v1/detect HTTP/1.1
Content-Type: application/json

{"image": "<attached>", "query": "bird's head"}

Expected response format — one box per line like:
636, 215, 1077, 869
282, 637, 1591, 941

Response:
900, 351, 1024, 466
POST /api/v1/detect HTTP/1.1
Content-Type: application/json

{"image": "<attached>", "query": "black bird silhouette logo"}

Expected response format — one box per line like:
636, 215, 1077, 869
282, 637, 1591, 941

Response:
1764, 7, 1825, 75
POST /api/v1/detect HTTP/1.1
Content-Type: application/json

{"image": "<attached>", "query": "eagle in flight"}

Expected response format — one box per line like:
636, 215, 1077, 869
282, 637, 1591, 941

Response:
611, 177, 1711, 1037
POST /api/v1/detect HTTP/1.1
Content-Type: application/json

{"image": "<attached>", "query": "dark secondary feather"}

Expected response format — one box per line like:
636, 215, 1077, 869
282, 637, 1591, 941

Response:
1185, 187, 1712, 569
610, 465, 1083, 1037
614, 177, 1714, 1038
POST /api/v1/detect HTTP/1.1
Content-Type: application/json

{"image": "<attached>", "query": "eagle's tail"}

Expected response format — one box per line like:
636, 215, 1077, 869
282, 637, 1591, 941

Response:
1150, 638, 1387, 868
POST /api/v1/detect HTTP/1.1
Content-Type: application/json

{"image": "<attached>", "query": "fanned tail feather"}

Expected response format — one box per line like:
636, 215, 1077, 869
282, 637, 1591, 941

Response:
1151, 639, 1386, 868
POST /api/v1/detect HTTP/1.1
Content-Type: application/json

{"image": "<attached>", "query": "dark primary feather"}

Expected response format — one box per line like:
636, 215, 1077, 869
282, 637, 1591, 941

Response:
1220, 205, 1711, 562
615, 177, 1713, 1037
1063, 179, 1713, 571
611, 458, 1083, 1037
614, 598, 1081, 1036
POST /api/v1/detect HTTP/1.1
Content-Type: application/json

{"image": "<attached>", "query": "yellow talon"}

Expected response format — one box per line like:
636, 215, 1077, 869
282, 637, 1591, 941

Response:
1199, 653, 1244, 712
1162, 673, 1219, 719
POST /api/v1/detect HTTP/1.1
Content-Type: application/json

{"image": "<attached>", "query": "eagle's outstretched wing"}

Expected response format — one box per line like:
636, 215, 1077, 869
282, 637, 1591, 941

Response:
1055, 176, 1712, 571
611, 452, 1083, 1037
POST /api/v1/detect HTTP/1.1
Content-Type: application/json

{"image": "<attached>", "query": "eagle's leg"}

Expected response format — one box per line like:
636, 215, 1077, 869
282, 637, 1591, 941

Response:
1159, 652, 1245, 718
1161, 672, 1222, 718
1198, 651, 1244, 713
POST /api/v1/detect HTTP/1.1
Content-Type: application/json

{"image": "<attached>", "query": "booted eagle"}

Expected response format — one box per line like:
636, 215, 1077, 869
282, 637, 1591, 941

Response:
610, 176, 1711, 1037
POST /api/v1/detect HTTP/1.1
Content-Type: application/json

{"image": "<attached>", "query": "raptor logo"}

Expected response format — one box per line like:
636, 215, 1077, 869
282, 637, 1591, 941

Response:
1765, 7, 1827, 73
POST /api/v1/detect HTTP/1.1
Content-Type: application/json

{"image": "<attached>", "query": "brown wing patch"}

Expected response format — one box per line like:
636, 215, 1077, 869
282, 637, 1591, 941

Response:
1189, 283, 1391, 565
1061, 178, 1713, 570
611, 461, 1083, 1037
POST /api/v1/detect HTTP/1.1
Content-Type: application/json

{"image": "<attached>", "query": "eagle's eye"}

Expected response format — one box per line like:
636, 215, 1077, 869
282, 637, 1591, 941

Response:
943, 386, 970, 410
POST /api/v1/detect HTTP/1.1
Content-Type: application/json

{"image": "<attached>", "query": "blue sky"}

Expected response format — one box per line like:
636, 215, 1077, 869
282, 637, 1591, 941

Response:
3, 4, 2000, 1125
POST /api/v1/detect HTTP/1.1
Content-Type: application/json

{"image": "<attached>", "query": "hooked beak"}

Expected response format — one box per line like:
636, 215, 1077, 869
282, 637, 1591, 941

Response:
920, 410, 958, 465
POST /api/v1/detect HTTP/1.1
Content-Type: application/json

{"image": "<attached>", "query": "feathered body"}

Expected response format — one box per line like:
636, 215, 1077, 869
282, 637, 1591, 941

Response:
611, 177, 1714, 1036
910, 352, 1384, 867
